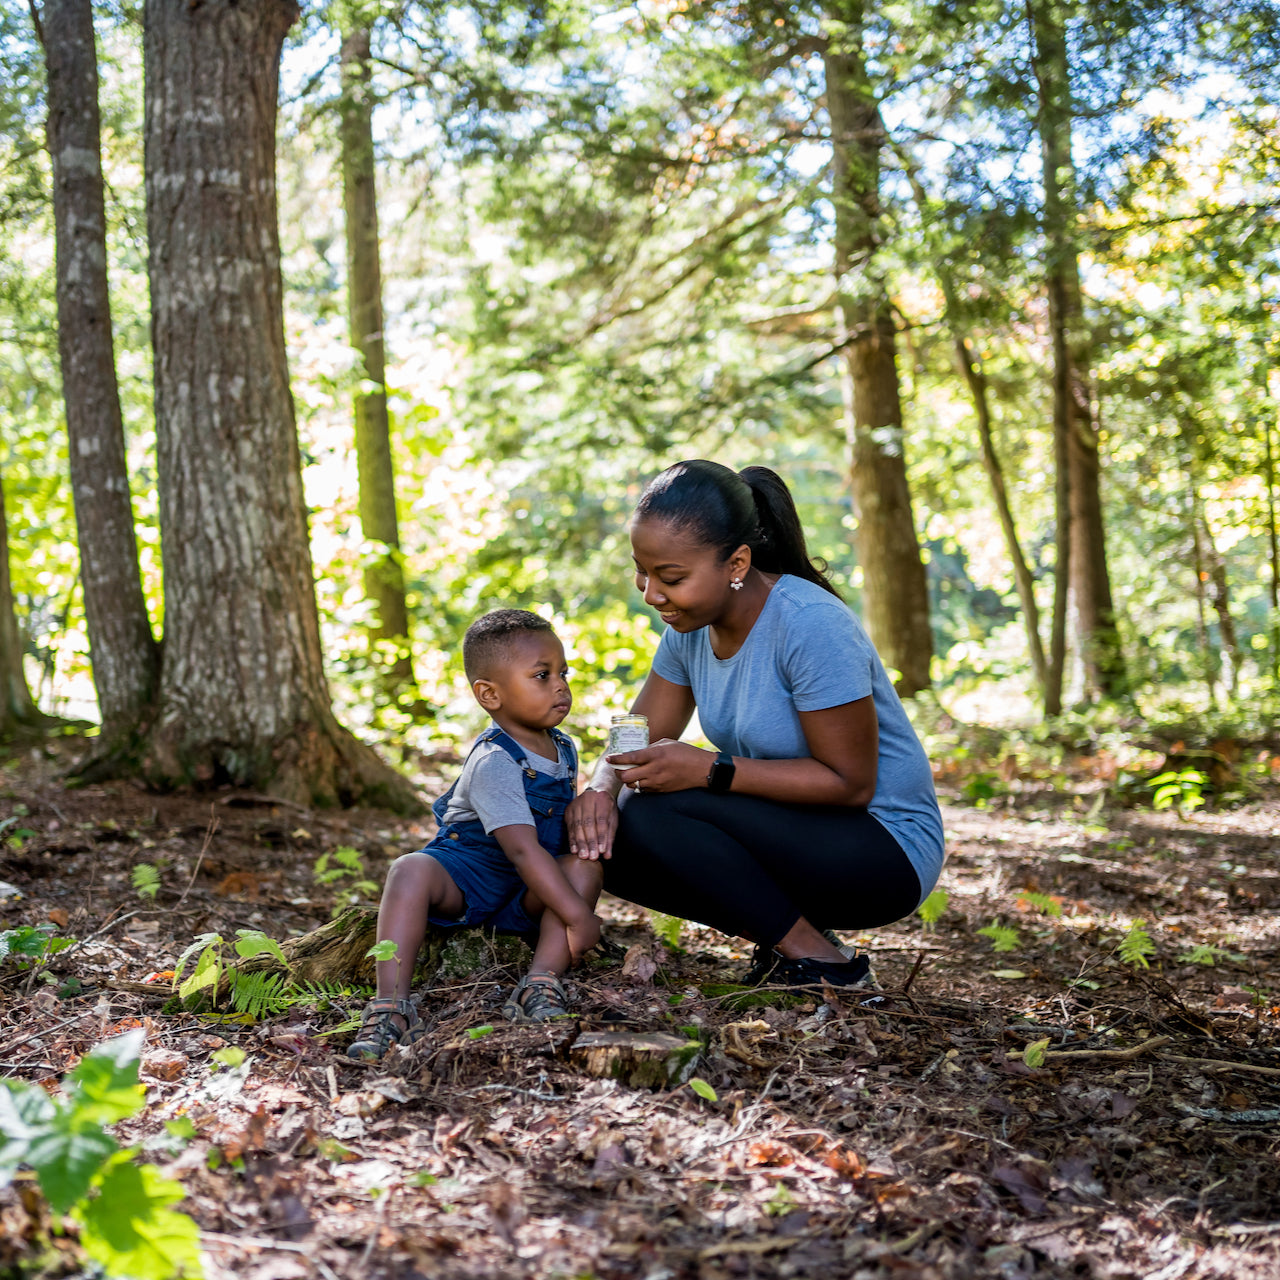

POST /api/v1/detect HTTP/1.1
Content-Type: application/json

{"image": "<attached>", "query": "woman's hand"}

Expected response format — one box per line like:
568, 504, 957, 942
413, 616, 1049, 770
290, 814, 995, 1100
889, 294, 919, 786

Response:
566, 789, 620, 861
607, 739, 715, 795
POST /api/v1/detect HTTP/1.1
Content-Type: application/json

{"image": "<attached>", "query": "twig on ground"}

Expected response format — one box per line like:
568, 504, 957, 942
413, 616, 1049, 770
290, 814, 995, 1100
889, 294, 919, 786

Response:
1164, 1054, 1280, 1078
0, 1014, 81, 1057
201, 1232, 340, 1280
901, 950, 927, 1000
176, 807, 219, 907
1005, 1035, 1172, 1064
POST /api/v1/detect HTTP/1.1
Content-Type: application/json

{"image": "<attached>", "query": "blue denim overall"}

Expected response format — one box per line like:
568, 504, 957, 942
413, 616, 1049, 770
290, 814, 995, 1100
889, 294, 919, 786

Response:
422, 725, 577, 934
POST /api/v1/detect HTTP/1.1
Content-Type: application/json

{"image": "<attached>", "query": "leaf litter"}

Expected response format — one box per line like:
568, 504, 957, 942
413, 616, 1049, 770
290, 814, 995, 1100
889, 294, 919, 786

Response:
0, 745, 1278, 1279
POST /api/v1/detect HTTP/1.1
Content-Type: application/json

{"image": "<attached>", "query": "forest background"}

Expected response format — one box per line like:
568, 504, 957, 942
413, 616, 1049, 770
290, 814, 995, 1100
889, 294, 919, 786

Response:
0, 0, 1278, 790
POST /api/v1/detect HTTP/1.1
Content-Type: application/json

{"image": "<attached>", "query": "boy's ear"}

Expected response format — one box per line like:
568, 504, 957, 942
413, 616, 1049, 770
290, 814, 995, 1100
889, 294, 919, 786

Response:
473, 678, 501, 712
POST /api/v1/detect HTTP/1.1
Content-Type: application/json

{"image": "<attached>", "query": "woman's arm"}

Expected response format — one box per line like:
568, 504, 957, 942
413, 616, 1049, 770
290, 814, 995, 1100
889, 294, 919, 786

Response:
609, 696, 879, 808
567, 671, 695, 859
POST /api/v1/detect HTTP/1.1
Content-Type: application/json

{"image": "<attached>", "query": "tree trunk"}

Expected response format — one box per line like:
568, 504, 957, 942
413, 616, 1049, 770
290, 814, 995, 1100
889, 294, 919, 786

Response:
339, 25, 420, 710
898, 158, 1047, 699
39, 0, 159, 741
1198, 516, 1239, 699
0, 469, 43, 738
142, 0, 418, 812
823, 7, 932, 697
1027, 0, 1125, 705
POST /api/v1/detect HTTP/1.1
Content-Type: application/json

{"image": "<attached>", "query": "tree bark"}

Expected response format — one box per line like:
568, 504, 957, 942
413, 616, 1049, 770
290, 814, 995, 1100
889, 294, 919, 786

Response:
823, 5, 932, 696
142, 0, 418, 811
339, 25, 419, 709
39, 0, 159, 741
0, 469, 44, 738
1027, 0, 1125, 706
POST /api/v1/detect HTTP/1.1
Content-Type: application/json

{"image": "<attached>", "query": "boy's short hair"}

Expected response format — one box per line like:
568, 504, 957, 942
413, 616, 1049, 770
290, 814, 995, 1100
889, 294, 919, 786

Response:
463, 609, 556, 682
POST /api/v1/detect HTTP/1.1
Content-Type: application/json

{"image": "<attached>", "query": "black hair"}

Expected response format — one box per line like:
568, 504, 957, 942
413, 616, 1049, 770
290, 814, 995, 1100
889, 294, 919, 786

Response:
462, 609, 556, 681
632, 459, 841, 597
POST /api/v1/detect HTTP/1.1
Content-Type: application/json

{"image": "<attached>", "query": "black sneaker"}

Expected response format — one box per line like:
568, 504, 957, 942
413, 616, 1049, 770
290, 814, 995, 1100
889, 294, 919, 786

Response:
742, 929, 850, 986
768, 952, 873, 989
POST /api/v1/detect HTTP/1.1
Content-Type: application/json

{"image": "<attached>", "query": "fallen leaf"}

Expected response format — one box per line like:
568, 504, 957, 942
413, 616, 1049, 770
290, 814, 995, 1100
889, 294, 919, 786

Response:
621, 944, 657, 984
47, 908, 68, 928
142, 1048, 189, 1081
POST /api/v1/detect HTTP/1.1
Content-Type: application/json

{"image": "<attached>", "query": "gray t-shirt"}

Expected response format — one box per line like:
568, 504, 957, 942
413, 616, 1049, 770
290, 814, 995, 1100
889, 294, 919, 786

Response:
651, 575, 944, 904
440, 728, 575, 833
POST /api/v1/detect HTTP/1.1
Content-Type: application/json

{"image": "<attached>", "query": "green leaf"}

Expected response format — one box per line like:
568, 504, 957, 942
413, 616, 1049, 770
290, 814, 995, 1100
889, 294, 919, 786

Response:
1016, 891, 1062, 918
75, 1156, 204, 1280
178, 947, 221, 1002
917, 889, 949, 926
990, 969, 1028, 980
67, 1030, 147, 1124
976, 924, 1021, 953
467, 1025, 495, 1040
1022, 1038, 1050, 1068
408, 1170, 438, 1187
173, 934, 222, 986
165, 1117, 197, 1144
28, 1123, 119, 1213
210, 1047, 246, 1070
132, 864, 161, 901
688, 1078, 717, 1102
365, 940, 399, 963
232, 930, 288, 967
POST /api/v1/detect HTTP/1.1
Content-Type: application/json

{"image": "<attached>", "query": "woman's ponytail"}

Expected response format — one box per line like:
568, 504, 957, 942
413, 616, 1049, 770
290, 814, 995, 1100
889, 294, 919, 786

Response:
633, 459, 842, 598
739, 466, 842, 597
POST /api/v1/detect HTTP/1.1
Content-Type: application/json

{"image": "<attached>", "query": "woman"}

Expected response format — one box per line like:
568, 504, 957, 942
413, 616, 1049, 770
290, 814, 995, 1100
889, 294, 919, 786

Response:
566, 460, 944, 987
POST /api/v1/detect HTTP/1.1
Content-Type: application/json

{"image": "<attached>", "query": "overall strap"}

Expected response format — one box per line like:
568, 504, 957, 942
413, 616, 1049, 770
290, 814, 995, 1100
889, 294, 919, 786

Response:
431, 726, 526, 821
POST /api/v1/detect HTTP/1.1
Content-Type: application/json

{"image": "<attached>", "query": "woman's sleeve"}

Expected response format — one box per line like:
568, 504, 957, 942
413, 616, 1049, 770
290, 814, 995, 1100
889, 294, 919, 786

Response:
785, 602, 876, 711
650, 627, 691, 686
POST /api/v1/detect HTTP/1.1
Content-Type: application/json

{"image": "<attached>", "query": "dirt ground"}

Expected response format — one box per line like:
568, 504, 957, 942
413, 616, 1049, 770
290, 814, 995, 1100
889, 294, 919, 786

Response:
1, 738, 1278, 1280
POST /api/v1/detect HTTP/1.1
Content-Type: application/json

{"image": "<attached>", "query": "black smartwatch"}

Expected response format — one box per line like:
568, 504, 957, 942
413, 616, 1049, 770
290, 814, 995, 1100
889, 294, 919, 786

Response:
706, 750, 736, 793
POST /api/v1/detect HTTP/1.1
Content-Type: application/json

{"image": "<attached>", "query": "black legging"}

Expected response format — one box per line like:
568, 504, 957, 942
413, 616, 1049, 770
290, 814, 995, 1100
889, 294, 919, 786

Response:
603, 788, 921, 948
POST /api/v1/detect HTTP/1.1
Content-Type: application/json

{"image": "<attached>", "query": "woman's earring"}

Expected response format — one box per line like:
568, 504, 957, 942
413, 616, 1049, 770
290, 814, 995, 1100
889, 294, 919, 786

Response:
730, 578, 743, 591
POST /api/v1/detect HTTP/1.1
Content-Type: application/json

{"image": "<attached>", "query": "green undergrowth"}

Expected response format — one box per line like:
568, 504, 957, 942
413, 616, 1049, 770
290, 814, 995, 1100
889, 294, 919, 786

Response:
0, 1030, 202, 1279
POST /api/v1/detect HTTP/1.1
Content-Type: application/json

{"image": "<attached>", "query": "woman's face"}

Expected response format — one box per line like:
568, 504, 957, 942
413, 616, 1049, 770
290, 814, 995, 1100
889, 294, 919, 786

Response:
630, 518, 748, 632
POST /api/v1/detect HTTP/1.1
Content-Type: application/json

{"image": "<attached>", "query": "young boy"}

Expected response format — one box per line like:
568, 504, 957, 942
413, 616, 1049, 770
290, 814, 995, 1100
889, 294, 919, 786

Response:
349, 610, 604, 1060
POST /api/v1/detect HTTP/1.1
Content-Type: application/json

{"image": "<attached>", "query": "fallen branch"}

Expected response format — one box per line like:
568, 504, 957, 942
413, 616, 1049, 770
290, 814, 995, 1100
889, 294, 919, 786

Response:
1164, 1054, 1280, 1079
1006, 1035, 1171, 1064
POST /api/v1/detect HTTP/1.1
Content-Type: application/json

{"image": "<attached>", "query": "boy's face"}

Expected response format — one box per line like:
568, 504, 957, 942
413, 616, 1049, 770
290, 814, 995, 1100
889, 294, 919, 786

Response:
476, 632, 572, 731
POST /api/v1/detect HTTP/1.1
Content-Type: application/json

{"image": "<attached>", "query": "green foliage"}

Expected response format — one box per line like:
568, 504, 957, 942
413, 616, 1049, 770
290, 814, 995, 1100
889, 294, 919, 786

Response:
366, 939, 399, 963
1016, 891, 1063, 918
1117, 920, 1157, 970
467, 1025, 495, 1040
132, 863, 161, 901
917, 889, 949, 929
314, 847, 379, 913
0, 1029, 202, 1279
976, 923, 1021, 953
688, 1078, 717, 1102
1177, 942, 1245, 966
1022, 1038, 1050, 1069
0, 923, 73, 968
1149, 769, 1208, 816
649, 912, 684, 951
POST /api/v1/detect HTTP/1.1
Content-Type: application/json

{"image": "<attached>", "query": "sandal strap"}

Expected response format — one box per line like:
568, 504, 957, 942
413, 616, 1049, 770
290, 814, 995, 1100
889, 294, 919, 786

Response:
515, 974, 568, 1017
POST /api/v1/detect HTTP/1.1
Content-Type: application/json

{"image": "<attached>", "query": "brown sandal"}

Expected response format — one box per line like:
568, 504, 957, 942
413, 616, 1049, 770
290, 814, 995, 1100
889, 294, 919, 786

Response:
502, 974, 572, 1024
347, 997, 425, 1060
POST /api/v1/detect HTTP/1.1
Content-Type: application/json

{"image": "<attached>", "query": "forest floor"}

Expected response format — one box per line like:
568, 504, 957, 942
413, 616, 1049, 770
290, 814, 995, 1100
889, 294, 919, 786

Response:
0, 738, 1278, 1280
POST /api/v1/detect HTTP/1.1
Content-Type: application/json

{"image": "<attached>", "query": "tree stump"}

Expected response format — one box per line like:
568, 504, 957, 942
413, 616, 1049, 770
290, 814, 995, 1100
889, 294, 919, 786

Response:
569, 1031, 703, 1088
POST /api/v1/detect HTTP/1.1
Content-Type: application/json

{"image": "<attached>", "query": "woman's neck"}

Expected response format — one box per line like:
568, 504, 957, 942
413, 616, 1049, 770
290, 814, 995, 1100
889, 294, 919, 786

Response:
709, 569, 777, 659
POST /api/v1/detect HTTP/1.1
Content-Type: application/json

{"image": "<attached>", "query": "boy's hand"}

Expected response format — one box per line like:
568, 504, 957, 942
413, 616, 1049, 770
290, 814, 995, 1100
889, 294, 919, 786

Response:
606, 739, 713, 794
567, 790, 618, 860
566, 911, 602, 964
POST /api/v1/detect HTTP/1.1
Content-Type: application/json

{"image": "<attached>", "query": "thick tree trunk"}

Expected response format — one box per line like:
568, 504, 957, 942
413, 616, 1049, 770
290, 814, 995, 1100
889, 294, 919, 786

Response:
142, 0, 418, 812
1027, 0, 1125, 706
0, 471, 43, 738
823, 9, 932, 697
339, 25, 420, 709
39, 0, 159, 741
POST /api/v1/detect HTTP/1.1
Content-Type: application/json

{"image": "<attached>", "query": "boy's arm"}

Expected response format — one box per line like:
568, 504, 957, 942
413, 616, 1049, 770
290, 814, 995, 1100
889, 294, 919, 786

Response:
492, 824, 599, 956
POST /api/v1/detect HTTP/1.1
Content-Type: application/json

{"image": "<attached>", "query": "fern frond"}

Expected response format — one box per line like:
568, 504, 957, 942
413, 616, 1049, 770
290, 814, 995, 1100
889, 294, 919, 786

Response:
1118, 920, 1155, 969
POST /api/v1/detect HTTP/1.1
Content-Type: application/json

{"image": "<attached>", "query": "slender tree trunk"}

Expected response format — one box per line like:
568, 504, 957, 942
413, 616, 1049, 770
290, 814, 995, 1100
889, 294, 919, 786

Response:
38, 0, 159, 742
898, 158, 1047, 698
0, 469, 43, 737
823, 5, 932, 696
1197, 512, 1238, 698
1262, 379, 1280, 692
1027, 0, 1124, 706
1188, 488, 1217, 707
339, 24, 419, 709
142, 0, 417, 811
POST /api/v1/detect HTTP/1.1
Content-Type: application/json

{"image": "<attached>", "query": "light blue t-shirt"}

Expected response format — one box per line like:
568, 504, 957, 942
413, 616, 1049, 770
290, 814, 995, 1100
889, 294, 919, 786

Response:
651, 575, 944, 905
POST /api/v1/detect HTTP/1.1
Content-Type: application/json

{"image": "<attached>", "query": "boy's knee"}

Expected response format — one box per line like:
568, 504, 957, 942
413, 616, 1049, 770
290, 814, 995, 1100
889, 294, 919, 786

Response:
386, 851, 441, 886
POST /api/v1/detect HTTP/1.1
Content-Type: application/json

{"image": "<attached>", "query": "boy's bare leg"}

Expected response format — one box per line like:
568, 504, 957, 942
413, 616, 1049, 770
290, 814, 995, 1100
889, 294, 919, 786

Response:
526, 855, 604, 976
372, 853, 464, 1026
